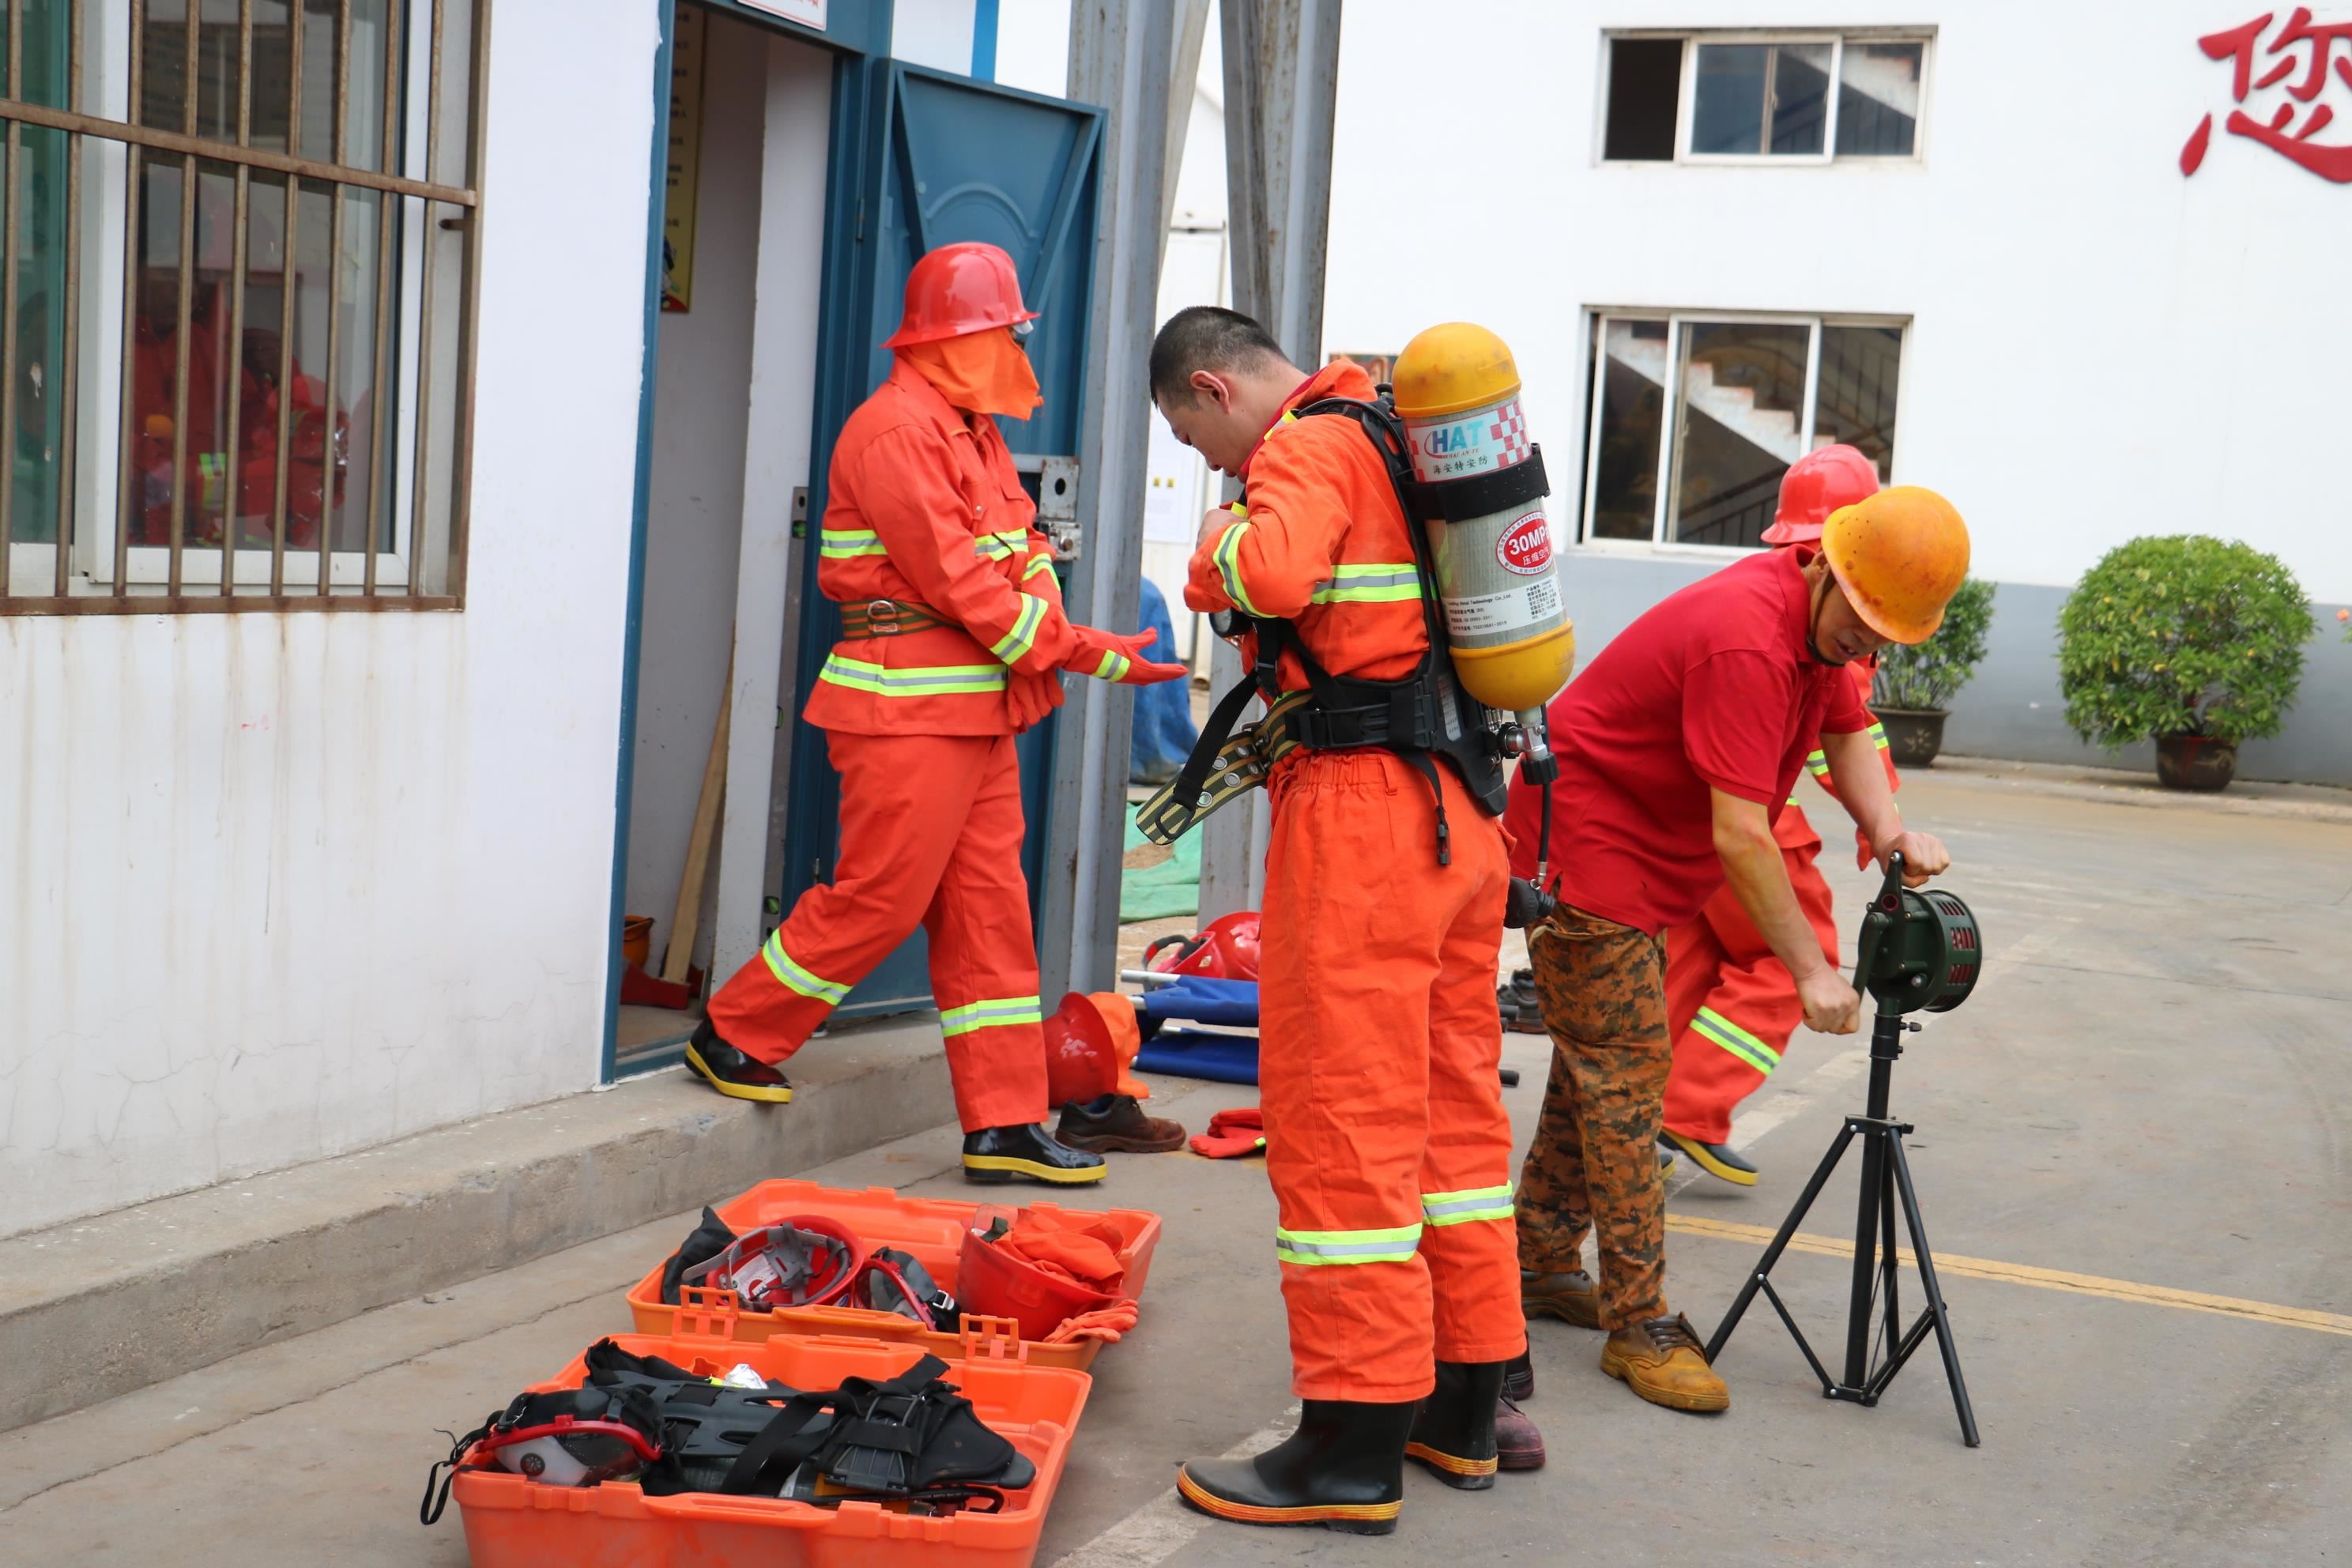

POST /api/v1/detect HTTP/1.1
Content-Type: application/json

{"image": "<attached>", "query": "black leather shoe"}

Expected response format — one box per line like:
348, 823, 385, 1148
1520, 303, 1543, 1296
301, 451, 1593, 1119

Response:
1178, 1399, 1411, 1534
1663, 1128, 1758, 1186
1502, 1348, 1534, 1402
961, 1124, 1106, 1185
1406, 1361, 1505, 1489
684, 1020, 793, 1103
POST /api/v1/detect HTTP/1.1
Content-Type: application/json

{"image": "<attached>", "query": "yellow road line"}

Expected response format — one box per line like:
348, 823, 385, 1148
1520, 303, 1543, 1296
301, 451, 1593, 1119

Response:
1667, 1213, 2352, 1340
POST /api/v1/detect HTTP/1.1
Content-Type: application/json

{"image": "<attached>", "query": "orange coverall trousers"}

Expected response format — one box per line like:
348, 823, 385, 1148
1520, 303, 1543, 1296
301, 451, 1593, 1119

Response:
1259, 750, 1526, 1402
703, 730, 1050, 1133
1660, 836, 1841, 1145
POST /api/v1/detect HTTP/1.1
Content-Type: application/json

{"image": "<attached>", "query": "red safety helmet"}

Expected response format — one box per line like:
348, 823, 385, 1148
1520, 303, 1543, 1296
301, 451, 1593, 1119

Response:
1043, 993, 1147, 1106
881, 241, 1038, 349
1762, 443, 1881, 546
1142, 911, 1262, 982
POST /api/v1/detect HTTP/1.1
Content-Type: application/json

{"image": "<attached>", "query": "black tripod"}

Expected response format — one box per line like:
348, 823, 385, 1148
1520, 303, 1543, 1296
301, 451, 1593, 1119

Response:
1703, 1004, 1981, 1446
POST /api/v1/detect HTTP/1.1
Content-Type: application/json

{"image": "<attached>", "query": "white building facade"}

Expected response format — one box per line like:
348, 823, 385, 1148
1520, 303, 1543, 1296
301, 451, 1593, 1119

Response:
1321, 0, 2352, 782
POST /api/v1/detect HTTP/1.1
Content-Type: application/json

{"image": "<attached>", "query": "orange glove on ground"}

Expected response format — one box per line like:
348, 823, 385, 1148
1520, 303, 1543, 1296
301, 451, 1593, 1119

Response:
1065, 626, 1187, 686
1189, 1107, 1267, 1159
1043, 1298, 1141, 1346
1006, 668, 1066, 733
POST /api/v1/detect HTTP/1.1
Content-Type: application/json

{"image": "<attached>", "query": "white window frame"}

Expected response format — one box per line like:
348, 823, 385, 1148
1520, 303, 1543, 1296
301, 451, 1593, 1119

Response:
1577, 308, 1910, 555
1596, 28, 1935, 168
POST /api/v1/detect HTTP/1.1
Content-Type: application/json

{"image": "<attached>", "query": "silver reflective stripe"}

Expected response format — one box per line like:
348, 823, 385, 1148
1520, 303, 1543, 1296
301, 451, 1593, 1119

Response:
1274, 1223, 1423, 1266
1421, 1183, 1514, 1227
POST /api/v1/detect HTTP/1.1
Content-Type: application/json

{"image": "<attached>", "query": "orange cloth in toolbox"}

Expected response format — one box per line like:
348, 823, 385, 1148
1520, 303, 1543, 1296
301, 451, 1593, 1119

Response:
994, 1211, 1129, 1293
804, 357, 1073, 737
703, 730, 1049, 1132
1183, 360, 1428, 689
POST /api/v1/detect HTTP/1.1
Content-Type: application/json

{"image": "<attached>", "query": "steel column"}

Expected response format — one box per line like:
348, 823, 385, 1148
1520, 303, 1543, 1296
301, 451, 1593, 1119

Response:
1197, 0, 1341, 920
1038, 0, 1179, 1001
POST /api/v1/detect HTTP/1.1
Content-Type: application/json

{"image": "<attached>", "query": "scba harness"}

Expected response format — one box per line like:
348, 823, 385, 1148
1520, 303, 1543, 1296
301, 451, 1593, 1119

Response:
1136, 393, 1510, 864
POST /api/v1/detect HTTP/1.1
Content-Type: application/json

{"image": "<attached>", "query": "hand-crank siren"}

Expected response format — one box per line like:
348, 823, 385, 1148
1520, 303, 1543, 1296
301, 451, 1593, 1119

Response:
1853, 865, 1983, 1016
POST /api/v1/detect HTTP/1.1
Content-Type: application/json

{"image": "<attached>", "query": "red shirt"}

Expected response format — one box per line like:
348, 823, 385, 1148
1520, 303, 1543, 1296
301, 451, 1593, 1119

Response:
1506, 547, 1871, 935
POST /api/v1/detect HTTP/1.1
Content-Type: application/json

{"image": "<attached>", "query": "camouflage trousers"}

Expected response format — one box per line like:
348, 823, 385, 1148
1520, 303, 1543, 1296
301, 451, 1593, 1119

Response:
1514, 903, 1672, 1329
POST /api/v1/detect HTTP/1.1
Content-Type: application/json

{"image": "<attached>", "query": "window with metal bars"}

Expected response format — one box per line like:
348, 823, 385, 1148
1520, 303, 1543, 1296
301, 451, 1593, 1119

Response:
0, 0, 484, 612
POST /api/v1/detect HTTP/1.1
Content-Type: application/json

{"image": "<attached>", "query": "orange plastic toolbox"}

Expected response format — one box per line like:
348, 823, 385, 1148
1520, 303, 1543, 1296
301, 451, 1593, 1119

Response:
449, 1329, 1090, 1568
624, 1181, 1163, 1371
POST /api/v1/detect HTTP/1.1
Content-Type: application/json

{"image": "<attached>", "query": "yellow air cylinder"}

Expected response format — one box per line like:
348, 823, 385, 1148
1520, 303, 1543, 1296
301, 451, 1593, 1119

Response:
1390, 323, 1575, 715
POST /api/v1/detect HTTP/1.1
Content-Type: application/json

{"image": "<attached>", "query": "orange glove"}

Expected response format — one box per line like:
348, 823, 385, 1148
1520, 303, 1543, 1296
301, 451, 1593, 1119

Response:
1007, 668, 1065, 733
1064, 626, 1187, 686
1042, 1298, 1141, 1346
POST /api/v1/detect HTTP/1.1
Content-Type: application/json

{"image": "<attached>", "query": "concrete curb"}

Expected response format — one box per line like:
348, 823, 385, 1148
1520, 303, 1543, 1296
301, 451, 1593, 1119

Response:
0, 1019, 956, 1433
1928, 754, 2352, 824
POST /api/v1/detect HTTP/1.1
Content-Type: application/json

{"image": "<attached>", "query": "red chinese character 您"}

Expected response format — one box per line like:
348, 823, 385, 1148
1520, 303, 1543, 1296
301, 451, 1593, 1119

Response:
2181, 6, 2352, 181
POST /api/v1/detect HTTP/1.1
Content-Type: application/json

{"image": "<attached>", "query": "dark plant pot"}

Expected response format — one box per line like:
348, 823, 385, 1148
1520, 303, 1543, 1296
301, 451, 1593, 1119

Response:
1875, 708, 1948, 767
2156, 734, 2237, 792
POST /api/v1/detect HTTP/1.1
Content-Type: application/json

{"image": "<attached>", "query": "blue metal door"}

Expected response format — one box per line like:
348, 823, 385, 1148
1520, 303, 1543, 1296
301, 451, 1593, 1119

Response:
782, 62, 1103, 1020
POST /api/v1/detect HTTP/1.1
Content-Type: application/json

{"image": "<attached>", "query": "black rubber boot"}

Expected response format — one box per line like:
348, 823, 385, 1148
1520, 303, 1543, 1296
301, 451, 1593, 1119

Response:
1406, 1361, 1505, 1490
1178, 1399, 1412, 1534
961, 1124, 1107, 1185
684, 1020, 793, 1104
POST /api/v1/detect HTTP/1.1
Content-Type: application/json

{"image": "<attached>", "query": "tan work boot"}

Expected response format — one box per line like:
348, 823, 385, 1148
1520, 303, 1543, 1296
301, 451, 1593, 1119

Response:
1600, 1314, 1729, 1412
1520, 1268, 1601, 1329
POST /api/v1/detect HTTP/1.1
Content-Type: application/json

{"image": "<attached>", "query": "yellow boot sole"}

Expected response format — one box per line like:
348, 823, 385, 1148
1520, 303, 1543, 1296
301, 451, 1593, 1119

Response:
1175, 1469, 1400, 1532
962, 1153, 1107, 1185
684, 1043, 794, 1104
1663, 1129, 1757, 1186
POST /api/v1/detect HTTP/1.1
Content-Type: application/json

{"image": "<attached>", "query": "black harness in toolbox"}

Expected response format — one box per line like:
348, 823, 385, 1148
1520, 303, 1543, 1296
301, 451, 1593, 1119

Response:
1167, 392, 1508, 864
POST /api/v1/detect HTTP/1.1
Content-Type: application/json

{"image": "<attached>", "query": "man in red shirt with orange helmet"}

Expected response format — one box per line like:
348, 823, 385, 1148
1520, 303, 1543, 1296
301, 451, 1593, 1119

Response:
1659, 445, 1902, 1186
686, 242, 1185, 1188
1505, 484, 1968, 1416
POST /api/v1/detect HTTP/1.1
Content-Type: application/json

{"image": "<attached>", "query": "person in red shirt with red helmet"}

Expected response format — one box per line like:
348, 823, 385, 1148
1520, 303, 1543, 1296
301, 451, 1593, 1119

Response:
1504, 485, 1968, 1416
687, 242, 1185, 1188
1659, 445, 1902, 1186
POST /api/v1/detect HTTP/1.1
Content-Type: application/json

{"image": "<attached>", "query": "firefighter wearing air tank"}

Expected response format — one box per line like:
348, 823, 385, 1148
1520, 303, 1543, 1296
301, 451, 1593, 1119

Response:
1151, 308, 1566, 1536
686, 241, 1186, 1187
1660, 445, 1904, 1186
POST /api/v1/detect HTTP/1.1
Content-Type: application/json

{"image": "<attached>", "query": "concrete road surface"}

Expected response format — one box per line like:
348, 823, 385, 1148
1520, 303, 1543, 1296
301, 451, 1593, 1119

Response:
2, 768, 2346, 1567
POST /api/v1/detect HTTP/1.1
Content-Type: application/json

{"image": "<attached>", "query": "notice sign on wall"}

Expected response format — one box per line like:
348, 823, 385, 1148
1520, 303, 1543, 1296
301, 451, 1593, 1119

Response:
740, 0, 827, 28
662, 5, 708, 313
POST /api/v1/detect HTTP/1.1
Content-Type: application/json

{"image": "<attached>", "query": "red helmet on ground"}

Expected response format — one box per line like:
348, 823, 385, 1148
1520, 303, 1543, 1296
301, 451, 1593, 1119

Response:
881, 241, 1038, 349
1142, 911, 1262, 982
1762, 443, 1881, 546
1043, 993, 1146, 1105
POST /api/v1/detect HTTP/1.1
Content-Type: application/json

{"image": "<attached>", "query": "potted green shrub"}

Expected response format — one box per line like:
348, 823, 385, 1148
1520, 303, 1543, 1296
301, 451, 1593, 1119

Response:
1871, 577, 1996, 766
2057, 536, 2314, 792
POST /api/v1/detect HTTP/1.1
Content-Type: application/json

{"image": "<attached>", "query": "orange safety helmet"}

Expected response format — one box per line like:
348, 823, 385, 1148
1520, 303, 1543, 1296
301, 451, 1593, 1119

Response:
1762, 443, 1881, 546
881, 241, 1038, 349
1042, 993, 1148, 1106
1821, 486, 1970, 645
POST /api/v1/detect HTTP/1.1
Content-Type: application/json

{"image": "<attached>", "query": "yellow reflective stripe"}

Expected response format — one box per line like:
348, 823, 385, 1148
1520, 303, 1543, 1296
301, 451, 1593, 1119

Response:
1868, 722, 1890, 752
761, 933, 851, 1004
1093, 650, 1132, 681
817, 653, 1008, 697
974, 530, 1027, 561
1422, 1183, 1514, 1227
1022, 553, 1057, 582
1806, 748, 1831, 778
1693, 1007, 1781, 1075
987, 595, 1048, 664
1213, 522, 1266, 618
820, 528, 888, 559
1276, 1222, 1424, 1265
939, 995, 1043, 1037
1310, 562, 1423, 605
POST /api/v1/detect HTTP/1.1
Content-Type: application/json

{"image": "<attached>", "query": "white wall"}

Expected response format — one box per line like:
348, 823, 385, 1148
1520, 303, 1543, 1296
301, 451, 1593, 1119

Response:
894, 0, 981, 75
1325, 0, 2352, 602
714, 36, 835, 988
990, 0, 1070, 97
0, 0, 660, 1237
629, 9, 770, 974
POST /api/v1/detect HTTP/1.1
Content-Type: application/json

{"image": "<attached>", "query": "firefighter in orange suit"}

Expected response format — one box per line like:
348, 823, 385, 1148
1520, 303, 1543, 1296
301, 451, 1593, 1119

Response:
1149, 307, 1532, 1536
688, 242, 1185, 1187
1659, 446, 1900, 1185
